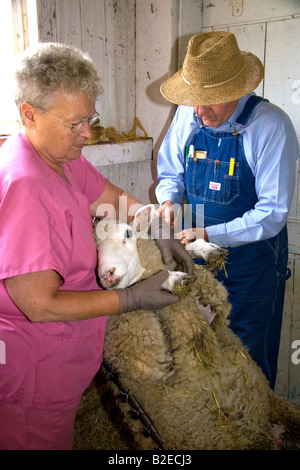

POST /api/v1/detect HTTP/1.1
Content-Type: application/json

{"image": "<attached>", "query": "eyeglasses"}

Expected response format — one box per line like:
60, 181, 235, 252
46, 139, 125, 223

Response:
44, 110, 100, 133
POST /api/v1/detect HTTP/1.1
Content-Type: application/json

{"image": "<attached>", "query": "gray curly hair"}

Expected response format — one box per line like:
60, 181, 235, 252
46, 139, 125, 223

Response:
14, 42, 103, 122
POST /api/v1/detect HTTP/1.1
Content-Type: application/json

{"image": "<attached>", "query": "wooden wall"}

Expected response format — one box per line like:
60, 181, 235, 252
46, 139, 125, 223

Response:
36, 0, 202, 203
37, 0, 135, 132
36, 0, 154, 203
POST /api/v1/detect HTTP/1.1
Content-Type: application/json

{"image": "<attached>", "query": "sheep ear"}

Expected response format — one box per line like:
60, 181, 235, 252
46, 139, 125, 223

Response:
95, 220, 110, 240
132, 204, 155, 237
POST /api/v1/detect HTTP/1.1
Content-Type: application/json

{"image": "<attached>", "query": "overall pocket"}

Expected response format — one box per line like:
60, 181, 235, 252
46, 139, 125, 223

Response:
186, 157, 240, 205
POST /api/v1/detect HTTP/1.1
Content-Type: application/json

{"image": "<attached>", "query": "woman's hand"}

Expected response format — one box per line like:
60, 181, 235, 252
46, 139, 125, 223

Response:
149, 214, 194, 275
116, 271, 179, 314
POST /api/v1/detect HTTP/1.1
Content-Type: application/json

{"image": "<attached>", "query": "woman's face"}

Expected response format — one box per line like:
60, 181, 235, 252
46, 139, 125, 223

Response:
23, 89, 96, 172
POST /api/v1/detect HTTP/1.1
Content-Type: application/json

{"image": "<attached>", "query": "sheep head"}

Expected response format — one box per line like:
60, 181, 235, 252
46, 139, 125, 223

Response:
95, 219, 146, 289
95, 205, 227, 292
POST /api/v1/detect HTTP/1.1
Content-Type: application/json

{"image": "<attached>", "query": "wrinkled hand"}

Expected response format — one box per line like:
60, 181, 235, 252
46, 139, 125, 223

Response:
176, 228, 208, 246
116, 271, 179, 314
150, 215, 194, 275
155, 201, 176, 229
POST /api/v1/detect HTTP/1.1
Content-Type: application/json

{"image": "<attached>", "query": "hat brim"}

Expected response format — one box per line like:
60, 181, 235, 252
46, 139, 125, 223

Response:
160, 52, 264, 106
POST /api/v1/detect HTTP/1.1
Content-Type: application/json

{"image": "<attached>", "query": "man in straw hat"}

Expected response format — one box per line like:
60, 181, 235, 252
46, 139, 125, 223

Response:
155, 31, 299, 389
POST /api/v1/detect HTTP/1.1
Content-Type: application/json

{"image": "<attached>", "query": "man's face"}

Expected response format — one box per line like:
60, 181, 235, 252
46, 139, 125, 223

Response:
193, 100, 238, 128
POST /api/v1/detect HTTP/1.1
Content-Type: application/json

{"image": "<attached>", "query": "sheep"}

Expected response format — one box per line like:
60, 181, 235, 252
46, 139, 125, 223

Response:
95, 205, 300, 450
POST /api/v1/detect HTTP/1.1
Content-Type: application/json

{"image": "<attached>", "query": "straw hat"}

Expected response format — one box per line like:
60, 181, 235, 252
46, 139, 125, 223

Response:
160, 31, 264, 106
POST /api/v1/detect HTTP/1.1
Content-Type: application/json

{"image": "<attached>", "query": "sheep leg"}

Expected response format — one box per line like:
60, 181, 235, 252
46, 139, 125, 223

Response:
161, 271, 195, 293
185, 238, 227, 262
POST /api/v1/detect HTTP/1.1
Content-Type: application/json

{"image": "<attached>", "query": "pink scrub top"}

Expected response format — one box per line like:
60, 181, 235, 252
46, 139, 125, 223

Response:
0, 132, 108, 411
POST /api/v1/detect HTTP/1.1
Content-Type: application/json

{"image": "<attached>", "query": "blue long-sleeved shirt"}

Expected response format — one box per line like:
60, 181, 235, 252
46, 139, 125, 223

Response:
155, 93, 299, 248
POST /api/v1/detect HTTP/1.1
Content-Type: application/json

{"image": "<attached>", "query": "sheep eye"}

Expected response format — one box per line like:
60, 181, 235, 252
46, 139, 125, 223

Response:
125, 229, 132, 239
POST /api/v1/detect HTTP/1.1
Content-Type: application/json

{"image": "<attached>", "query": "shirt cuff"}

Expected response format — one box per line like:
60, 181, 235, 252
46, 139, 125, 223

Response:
206, 223, 228, 247
157, 192, 184, 207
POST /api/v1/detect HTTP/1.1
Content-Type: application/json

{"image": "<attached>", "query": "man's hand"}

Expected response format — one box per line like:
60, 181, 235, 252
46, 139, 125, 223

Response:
155, 200, 176, 229
176, 228, 208, 246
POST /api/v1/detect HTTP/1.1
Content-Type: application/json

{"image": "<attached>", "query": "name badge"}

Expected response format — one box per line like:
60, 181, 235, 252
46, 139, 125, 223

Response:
195, 150, 207, 159
209, 181, 221, 191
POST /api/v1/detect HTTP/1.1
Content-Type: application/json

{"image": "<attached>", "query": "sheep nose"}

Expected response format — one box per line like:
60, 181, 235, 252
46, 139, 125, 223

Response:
99, 267, 122, 288
100, 267, 115, 285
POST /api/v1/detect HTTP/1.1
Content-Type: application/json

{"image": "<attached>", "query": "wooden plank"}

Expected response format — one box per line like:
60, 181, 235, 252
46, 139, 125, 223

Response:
288, 220, 300, 255
37, 0, 136, 138
229, 23, 265, 97
202, 0, 300, 28
36, 0, 58, 42
82, 138, 153, 166
276, 253, 300, 405
80, 0, 106, 117
136, 0, 184, 158
178, 0, 203, 67
11, 0, 29, 53
26, 0, 39, 46
54, 0, 82, 49
103, 0, 136, 132
264, 17, 300, 140
288, 160, 299, 220
94, 160, 154, 204
0, 0, 17, 122
297, 161, 300, 221
275, 257, 293, 399
288, 256, 300, 404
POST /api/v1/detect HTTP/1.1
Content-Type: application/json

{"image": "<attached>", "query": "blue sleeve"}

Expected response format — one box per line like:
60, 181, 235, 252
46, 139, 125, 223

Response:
207, 102, 299, 247
155, 106, 199, 206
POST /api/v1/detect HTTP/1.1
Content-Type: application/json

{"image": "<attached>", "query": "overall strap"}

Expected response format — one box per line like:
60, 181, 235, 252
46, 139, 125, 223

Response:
236, 95, 269, 126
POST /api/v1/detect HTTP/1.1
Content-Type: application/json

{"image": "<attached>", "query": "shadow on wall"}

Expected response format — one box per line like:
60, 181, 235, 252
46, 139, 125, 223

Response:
144, 34, 198, 204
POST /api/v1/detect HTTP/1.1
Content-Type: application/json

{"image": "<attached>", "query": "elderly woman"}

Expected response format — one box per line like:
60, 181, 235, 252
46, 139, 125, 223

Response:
0, 43, 193, 450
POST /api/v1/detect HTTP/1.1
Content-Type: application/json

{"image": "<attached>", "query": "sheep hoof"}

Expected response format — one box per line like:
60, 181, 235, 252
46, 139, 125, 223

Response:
206, 248, 228, 274
162, 271, 196, 297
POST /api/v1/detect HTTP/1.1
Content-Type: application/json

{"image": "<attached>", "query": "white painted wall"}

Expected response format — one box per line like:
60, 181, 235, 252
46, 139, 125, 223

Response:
36, 0, 203, 203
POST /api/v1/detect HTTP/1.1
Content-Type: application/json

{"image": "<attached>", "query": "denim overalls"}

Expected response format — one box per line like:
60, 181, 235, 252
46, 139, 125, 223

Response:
185, 96, 289, 388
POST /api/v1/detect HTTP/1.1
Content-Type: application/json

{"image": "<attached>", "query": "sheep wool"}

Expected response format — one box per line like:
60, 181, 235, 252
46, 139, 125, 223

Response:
99, 225, 300, 450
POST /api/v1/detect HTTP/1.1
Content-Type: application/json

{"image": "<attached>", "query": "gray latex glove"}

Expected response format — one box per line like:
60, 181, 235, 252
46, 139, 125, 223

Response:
116, 271, 178, 314
149, 215, 194, 275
